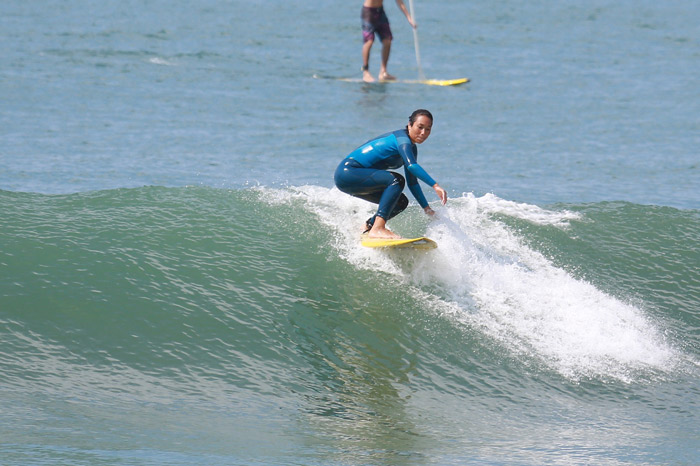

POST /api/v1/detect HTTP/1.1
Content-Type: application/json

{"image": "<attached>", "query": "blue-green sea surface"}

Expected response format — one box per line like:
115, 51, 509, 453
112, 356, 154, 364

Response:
1, 0, 698, 465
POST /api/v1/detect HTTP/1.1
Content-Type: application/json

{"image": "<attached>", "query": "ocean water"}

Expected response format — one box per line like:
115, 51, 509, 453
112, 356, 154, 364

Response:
1, 1, 698, 465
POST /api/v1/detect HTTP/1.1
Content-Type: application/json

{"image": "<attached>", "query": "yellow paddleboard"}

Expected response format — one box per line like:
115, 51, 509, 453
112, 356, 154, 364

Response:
361, 234, 437, 250
402, 78, 469, 86
313, 74, 469, 87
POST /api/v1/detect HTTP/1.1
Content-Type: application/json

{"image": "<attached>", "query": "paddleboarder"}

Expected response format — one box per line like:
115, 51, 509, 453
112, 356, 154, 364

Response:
361, 0, 416, 83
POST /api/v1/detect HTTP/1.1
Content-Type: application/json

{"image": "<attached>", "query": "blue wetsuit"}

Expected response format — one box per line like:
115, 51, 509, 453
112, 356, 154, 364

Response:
334, 129, 437, 229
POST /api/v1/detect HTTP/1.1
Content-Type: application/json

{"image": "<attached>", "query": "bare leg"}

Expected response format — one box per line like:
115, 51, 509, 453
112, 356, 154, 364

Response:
362, 40, 375, 82
379, 38, 396, 81
368, 216, 401, 239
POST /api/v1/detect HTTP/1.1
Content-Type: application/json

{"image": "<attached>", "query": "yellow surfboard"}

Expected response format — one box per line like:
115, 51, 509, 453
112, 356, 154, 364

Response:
361, 234, 438, 250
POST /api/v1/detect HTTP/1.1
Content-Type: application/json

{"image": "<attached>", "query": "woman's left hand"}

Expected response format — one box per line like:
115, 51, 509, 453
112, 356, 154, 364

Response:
433, 184, 448, 205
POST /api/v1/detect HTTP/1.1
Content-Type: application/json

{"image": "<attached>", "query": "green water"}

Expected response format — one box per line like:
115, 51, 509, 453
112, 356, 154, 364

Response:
1, 187, 698, 465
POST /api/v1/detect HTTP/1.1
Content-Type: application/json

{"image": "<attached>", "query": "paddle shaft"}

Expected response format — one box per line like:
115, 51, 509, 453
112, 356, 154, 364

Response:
407, 0, 426, 81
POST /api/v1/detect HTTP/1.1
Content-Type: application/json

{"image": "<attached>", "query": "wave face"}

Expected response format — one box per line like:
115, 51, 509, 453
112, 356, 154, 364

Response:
1, 186, 698, 465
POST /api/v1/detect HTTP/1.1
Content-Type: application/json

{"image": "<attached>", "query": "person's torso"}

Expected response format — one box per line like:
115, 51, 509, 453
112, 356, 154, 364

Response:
363, 0, 385, 9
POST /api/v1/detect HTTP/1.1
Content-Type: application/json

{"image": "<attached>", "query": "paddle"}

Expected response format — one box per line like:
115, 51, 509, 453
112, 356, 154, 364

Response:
407, 0, 426, 81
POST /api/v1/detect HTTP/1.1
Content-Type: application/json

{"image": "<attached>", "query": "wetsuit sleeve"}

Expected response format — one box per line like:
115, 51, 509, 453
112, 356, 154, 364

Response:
393, 132, 436, 209
406, 163, 437, 187
408, 181, 430, 208
395, 132, 437, 187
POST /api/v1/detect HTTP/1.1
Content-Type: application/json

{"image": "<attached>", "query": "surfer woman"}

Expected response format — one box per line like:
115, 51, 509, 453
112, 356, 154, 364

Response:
334, 109, 448, 239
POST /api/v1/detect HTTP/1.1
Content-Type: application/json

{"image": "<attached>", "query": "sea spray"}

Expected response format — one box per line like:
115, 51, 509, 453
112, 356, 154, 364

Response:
280, 186, 681, 381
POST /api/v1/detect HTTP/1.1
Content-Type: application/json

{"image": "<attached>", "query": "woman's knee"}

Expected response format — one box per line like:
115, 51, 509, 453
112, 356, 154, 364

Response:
391, 172, 405, 188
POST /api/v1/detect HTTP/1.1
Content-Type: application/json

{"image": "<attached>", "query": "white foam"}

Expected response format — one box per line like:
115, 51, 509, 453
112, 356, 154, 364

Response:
260, 185, 404, 275
148, 57, 175, 66
425, 195, 678, 381
468, 192, 583, 227
267, 186, 679, 381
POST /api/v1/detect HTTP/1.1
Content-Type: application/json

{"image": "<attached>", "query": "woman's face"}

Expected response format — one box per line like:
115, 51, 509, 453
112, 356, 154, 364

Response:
408, 115, 433, 144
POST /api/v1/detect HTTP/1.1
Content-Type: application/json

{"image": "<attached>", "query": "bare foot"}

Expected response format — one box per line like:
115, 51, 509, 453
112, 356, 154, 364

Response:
368, 226, 402, 239
363, 71, 375, 83
378, 72, 396, 81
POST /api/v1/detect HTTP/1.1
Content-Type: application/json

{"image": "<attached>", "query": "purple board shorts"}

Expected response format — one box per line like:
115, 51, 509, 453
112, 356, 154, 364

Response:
362, 6, 393, 42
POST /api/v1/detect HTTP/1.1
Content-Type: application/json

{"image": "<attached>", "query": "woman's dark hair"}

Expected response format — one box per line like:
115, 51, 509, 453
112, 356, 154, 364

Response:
408, 109, 433, 125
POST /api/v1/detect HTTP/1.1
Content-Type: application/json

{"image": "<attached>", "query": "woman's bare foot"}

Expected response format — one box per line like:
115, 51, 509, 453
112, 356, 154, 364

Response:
378, 71, 396, 81
367, 226, 402, 239
363, 70, 375, 83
